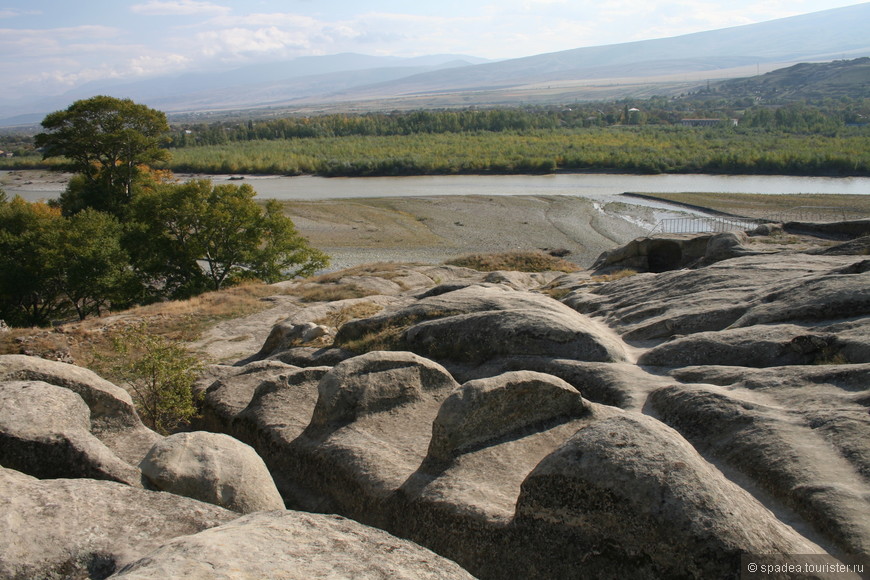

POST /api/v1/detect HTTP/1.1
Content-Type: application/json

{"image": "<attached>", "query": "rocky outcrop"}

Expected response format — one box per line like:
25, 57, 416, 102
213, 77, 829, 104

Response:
649, 383, 870, 556
0, 381, 142, 485
514, 414, 820, 578
0, 354, 161, 464
110, 510, 475, 580
0, 466, 237, 580
336, 284, 629, 366
426, 371, 587, 462
198, 360, 299, 431
7, 223, 870, 579
140, 431, 285, 513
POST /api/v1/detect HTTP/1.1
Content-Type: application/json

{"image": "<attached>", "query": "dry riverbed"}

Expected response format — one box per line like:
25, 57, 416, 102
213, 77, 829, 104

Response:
280, 195, 659, 270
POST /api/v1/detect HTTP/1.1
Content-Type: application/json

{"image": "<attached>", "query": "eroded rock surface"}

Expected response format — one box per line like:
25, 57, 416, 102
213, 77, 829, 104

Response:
110, 510, 475, 580
0, 466, 237, 580
0, 354, 161, 464
7, 223, 870, 579
0, 381, 142, 485
140, 431, 285, 513
514, 414, 821, 578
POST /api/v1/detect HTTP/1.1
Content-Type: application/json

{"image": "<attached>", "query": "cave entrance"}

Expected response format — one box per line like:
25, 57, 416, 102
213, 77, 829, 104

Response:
647, 240, 683, 273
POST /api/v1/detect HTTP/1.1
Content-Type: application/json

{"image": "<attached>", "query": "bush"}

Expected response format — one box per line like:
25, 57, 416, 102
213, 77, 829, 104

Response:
110, 323, 203, 434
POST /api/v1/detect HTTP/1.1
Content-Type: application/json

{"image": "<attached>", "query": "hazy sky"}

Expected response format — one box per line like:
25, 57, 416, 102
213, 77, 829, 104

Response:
0, 0, 864, 100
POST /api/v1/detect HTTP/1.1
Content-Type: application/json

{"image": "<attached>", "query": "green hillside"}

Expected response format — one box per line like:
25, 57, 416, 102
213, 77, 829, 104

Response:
715, 57, 870, 101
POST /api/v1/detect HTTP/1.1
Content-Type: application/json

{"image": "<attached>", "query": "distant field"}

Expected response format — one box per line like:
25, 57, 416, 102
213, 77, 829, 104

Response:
626, 192, 870, 221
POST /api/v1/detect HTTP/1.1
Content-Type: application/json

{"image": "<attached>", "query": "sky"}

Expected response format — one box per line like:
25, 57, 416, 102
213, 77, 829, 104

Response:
0, 0, 865, 101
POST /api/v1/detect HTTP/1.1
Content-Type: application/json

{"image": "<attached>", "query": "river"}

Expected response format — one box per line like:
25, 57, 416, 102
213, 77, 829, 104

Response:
3, 171, 869, 203
205, 173, 870, 200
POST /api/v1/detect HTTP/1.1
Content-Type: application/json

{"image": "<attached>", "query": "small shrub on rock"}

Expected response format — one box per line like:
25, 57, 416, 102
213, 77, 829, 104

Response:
110, 323, 202, 434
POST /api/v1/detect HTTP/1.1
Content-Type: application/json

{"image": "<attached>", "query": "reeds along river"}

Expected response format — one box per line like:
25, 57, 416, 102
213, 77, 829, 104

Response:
4, 171, 870, 203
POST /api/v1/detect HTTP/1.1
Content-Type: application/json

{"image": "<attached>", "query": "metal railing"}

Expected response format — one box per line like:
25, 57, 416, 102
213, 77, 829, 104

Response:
648, 216, 760, 235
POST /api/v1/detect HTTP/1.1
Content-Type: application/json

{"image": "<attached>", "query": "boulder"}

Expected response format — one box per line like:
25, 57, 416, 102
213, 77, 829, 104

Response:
110, 510, 475, 580
570, 253, 863, 342
427, 371, 587, 462
394, 390, 621, 578
251, 295, 409, 361
0, 354, 138, 431
231, 366, 332, 508
309, 351, 459, 430
451, 357, 672, 410
0, 381, 142, 486
405, 307, 628, 364
199, 360, 298, 431
0, 354, 160, 464
514, 414, 821, 578
336, 284, 582, 345
702, 230, 756, 263
140, 431, 285, 514
297, 351, 460, 522
0, 466, 237, 580
265, 346, 354, 367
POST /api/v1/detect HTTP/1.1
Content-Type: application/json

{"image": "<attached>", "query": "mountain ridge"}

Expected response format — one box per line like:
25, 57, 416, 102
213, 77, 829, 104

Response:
2, 3, 868, 125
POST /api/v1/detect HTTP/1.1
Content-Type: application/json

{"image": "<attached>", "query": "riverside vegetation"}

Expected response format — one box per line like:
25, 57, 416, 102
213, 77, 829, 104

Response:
3, 83, 869, 177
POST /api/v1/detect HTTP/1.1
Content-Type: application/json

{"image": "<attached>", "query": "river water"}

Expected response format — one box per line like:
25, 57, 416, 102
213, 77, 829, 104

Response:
4, 171, 869, 203
205, 173, 870, 200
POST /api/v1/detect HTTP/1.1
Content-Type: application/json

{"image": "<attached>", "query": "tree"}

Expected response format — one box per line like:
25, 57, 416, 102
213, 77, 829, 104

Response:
0, 196, 135, 326
250, 199, 331, 281
0, 197, 67, 326
132, 180, 329, 296
35, 96, 169, 217
57, 209, 135, 320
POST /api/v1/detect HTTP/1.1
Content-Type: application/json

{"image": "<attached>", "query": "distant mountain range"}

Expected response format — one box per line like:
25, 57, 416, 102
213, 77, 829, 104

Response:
2, 3, 869, 126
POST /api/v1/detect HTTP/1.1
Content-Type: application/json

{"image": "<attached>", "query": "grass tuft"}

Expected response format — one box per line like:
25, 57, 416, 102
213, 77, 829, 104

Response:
446, 251, 580, 273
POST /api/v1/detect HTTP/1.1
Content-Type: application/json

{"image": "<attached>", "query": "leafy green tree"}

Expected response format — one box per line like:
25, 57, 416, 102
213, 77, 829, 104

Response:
250, 199, 330, 281
57, 209, 135, 320
132, 180, 328, 296
35, 96, 169, 217
0, 197, 135, 326
110, 324, 202, 435
0, 197, 68, 326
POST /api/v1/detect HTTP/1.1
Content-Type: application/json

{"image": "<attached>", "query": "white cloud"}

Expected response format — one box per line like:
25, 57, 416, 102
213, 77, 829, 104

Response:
195, 26, 312, 58
131, 0, 231, 17
0, 9, 41, 19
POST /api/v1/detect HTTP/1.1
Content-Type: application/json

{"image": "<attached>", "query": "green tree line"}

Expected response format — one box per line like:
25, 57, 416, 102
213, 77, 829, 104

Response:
0, 96, 328, 327
164, 99, 869, 147
2, 95, 868, 176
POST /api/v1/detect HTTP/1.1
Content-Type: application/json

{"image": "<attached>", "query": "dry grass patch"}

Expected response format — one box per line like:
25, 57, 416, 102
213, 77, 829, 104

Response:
446, 251, 581, 273
313, 302, 384, 329
0, 281, 288, 380
592, 269, 639, 283
289, 283, 381, 303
